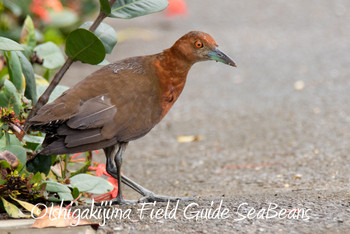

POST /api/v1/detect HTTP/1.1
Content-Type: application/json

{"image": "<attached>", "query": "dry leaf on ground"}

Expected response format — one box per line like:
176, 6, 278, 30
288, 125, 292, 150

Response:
32, 205, 90, 228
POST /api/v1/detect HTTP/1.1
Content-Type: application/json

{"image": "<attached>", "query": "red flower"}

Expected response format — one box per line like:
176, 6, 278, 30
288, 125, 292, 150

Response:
30, 0, 63, 22
166, 0, 188, 17
88, 163, 108, 177
89, 162, 122, 201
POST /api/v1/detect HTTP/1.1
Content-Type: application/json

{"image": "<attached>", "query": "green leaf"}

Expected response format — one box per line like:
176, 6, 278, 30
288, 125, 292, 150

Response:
31, 171, 43, 184
3, 145, 26, 165
4, 51, 23, 91
100, 0, 111, 14
0, 179, 7, 185
16, 51, 37, 103
70, 174, 113, 194
10, 196, 41, 216
26, 154, 52, 175
34, 42, 65, 70
43, 28, 64, 45
42, 180, 74, 201
0, 37, 24, 51
36, 85, 69, 103
110, 0, 168, 19
72, 187, 80, 199
0, 134, 21, 148
43, 180, 71, 193
20, 16, 36, 50
0, 79, 21, 115
23, 135, 44, 144
0, 197, 29, 218
3, 0, 21, 16
65, 28, 105, 65
80, 22, 117, 54
0, 160, 11, 169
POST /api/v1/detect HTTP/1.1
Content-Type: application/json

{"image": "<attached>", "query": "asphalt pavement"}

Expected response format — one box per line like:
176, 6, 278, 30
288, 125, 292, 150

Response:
56, 0, 350, 233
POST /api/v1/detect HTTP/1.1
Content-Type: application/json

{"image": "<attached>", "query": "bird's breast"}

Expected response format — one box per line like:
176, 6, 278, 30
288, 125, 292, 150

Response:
159, 80, 185, 119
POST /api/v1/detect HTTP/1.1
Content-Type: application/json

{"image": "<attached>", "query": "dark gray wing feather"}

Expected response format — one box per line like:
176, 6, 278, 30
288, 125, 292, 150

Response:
67, 95, 117, 129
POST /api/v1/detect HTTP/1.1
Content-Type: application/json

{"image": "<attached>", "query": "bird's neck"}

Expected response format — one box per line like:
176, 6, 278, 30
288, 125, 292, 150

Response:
154, 49, 194, 119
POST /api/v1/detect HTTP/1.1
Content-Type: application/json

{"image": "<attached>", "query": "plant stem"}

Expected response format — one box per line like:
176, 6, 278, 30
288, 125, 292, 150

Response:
23, 3, 112, 131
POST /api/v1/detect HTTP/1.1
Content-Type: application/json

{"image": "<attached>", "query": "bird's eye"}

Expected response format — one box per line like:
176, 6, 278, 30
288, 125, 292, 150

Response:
195, 41, 204, 48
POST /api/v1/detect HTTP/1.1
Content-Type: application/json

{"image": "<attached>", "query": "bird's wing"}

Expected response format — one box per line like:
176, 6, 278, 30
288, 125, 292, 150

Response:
66, 94, 116, 129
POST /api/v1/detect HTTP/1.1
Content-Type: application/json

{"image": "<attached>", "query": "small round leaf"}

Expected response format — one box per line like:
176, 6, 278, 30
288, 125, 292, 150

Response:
65, 28, 105, 65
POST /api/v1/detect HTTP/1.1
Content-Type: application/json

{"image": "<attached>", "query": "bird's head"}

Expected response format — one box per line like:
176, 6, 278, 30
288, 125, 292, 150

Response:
171, 31, 236, 67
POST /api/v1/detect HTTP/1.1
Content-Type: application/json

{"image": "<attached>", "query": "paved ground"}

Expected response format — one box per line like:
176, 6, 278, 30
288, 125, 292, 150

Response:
5, 0, 350, 233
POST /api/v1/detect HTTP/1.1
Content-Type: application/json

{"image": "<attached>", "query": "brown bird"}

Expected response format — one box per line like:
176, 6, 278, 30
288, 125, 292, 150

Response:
28, 31, 236, 204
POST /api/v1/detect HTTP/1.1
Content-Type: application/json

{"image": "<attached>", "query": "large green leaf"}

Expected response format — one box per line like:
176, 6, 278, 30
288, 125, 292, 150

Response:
80, 22, 117, 54
16, 51, 37, 103
70, 174, 113, 194
26, 154, 53, 175
109, 0, 168, 19
0, 37, 24, 51
20, 16, 36, 50
2, 145, 26, 165
65, 28, 105, 65
0, 79, 21, 114
0, 134, 21, 148
4, 51, 23, 91
34, 42, 65, 70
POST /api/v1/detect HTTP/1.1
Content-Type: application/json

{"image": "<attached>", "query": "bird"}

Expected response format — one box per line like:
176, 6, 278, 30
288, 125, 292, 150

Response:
28, 31, 236, 204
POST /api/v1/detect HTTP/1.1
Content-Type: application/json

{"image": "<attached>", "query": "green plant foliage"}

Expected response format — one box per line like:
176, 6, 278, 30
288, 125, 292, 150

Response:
20, 16, 36, 50
80, 22, 118, 54
2, 0, 22, 16
110, 0, 168, 19
2, 145, 26, 165
4, 51, 23, 91
0, 37, 24, 51
100, 0, 111, 14
0, 197, 29, 218
34, 42, 65, 70
26, 154, 55, 175
0, 79, 21, 114
65, 28, 105, 64
70, 174, 113, 194
0, 160, 11, 170
16, 51, 37, 103
0, 132, 21, 147
10, 195, 41, 216
42, 180, 74, 201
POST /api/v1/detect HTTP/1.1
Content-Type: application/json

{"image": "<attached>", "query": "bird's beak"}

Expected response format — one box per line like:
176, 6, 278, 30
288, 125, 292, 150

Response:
208, 48, 237, 67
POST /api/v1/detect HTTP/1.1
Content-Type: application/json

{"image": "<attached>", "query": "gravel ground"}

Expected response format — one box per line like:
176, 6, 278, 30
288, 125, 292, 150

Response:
38, 0, 350, 233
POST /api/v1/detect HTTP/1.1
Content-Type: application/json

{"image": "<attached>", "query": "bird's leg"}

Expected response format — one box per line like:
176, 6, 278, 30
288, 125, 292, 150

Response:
103, 143, 194, 204
121, 174, 195, 203
103, 143, 136, 205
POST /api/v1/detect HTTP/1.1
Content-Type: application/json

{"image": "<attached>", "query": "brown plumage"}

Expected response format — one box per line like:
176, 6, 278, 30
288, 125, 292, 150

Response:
28, 31, 236, 203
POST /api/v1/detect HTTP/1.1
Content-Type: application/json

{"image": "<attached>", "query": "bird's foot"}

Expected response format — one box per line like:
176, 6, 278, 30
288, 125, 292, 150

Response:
138, 193, 196, 203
